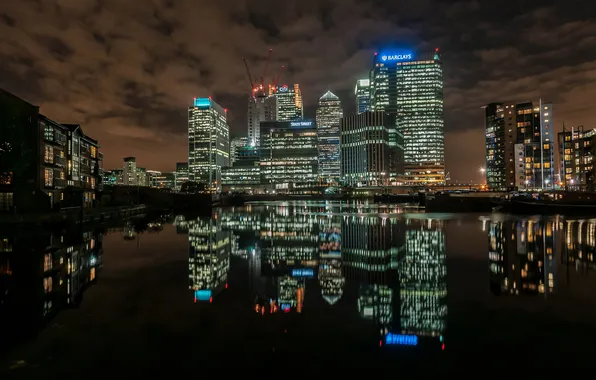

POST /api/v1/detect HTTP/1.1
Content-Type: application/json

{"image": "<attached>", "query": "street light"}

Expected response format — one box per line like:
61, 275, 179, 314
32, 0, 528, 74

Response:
479, 167, 486, 188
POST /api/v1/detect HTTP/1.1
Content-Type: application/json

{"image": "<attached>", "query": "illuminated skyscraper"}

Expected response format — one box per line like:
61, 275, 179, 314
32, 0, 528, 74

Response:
275, 84, 303, 122
371, 50, 445, 185
316, 91, 343, 183
355, 79, 371, 114
188, 97, 230, 192
247, 93, 276, 147
230, 136, 249, 165
341, 112, 403, 186
484, 101, 554, 190
260, 120, 318, 189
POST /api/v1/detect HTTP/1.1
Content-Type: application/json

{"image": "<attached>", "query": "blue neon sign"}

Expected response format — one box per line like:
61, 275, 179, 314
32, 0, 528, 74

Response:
380, 52, 413, 62
277, 85, 289, 93
292, 268, 314, 277
385, 333, 418, 346
194, 98, 211, 108
290, 121, 313, 128
195, 289, 212, 301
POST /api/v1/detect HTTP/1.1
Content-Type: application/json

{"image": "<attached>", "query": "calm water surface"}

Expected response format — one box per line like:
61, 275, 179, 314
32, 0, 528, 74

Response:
2, 201, 596, 375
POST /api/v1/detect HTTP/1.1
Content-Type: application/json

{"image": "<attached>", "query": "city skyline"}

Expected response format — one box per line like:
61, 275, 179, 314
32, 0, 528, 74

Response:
0, 1, 594, 182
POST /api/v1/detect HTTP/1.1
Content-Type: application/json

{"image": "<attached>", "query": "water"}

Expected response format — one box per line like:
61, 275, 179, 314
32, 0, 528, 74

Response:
2, 201, 596, 374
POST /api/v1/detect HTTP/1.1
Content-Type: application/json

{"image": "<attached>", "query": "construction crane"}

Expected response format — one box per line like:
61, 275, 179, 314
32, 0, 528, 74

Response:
261, 48, 273, 90
243, 49, 275, 96
242, 57, 255, 93
272, 65, 285, 90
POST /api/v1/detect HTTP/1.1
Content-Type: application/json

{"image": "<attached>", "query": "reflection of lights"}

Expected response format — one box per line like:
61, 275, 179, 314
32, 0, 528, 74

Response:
385, 333, 418, 346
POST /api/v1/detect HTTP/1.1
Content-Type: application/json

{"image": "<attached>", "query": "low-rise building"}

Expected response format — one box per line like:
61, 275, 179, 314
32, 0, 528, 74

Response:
0, 88, 102, 212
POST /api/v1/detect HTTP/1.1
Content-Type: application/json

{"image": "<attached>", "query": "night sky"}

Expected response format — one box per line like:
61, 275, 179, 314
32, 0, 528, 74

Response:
0, 0, 594, 182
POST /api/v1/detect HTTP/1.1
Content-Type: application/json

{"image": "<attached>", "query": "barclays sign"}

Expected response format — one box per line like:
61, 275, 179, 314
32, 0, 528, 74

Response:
380, 53, 413, 62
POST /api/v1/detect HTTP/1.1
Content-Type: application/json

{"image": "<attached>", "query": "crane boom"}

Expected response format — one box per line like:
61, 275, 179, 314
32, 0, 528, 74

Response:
261, 48, 273, 89
242, 57, 255, 92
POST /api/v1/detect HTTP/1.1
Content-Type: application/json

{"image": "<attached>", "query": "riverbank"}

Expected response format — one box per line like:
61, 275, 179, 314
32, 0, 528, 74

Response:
0, 204, 150, 227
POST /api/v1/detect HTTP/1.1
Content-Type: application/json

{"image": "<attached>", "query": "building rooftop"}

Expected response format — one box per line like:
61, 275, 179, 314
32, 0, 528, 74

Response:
319, 90, 339, 101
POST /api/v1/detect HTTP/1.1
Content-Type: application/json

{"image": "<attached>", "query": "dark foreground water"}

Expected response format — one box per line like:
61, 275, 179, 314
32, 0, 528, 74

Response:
2, 201, 596, 375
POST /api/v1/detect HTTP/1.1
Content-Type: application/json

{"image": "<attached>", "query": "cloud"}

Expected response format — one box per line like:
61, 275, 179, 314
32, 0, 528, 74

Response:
0, 0, 595, 181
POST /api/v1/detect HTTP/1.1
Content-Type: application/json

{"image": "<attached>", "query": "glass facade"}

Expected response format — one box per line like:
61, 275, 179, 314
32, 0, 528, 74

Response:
355, 79, 371, 114
260, 120, 318, 190
275, 84, 303, 122
247, 94, 276, 147
230, 137, 248, 165
340, 112, 400, 186
315, 91, 343, 183
371, 51, 444, 185
188, 97, 230, 192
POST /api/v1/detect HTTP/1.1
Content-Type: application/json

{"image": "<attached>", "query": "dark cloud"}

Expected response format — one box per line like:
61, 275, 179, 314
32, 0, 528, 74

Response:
0, 0, 595, 179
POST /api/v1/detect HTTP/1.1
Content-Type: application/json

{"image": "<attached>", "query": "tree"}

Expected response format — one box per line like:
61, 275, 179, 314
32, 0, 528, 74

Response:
180, 181, 206, 193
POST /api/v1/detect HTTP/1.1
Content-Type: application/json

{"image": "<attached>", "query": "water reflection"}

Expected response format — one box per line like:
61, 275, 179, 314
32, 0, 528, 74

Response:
0, 228, 103, 350
177, 203, 448, 350
488, 219, 596, 297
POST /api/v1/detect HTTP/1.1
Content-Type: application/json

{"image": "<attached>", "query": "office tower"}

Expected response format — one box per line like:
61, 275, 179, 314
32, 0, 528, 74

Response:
275, 84, 303, 122
230, 137, 249, 165
340, 112, 403, 187
316, 91, 343, 183
188, 97, 230, 192
175, 162, 188, 190
221, 146, 260, 193
259, 120, 318, 189
484, 100, 554, 190
558, 126, 596, 191
355, 79, 371, 113
371, 50, 444, 185
247, 94, 276, 147
123, 157, 137, 186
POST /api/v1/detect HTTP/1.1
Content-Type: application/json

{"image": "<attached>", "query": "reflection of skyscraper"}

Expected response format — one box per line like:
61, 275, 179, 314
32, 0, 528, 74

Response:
399, 219, 447, 339
342, 216, 403, 280
278, 276, 305, 313
260, 209, 319, 275
488, 220, 556, 297
188, 216, 230, 302
358, 284, 393, 326
319, 222, 344, 305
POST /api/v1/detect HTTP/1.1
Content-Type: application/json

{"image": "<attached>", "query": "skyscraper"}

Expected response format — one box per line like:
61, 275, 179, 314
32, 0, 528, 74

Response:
230, 136, 249, 165
371, 50, 445, 185
315, 91, 343, 183
341, 112, 402, 187
484, 100, 554, 190
188, 97, 230, 192
275, 84, 303, 121
247, 93, 276, 147
259, 120, 318, 189
355, 79, 371, 113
